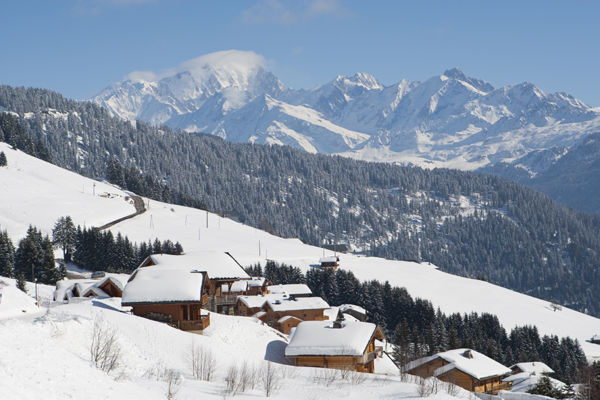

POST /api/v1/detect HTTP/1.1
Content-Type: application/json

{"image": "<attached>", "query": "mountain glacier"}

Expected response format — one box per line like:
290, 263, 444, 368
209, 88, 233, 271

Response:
92, 50, 600, 172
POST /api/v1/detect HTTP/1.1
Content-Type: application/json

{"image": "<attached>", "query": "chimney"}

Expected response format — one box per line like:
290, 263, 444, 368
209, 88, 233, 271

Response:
462, 350, 473, 359
333, 315, 345, 329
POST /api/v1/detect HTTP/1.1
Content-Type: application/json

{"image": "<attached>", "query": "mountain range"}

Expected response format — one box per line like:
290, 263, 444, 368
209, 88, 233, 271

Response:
93, 50, 600, 176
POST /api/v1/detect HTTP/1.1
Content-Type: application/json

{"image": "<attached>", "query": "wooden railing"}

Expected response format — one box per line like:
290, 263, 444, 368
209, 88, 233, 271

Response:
178, 314, 210, 331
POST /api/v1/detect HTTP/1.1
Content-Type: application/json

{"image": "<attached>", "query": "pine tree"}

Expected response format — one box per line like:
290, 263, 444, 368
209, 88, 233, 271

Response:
16, 272, 27, 293
52, 216, 76, 262
0, 230, 15, 277
0, 151, 7, 167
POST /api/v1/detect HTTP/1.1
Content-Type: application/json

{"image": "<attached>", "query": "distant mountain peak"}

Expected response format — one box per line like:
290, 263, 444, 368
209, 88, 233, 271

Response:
442, 67, 495, 93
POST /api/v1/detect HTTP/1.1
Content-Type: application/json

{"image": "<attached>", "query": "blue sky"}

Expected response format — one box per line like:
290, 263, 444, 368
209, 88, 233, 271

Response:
1, 0, 599, 106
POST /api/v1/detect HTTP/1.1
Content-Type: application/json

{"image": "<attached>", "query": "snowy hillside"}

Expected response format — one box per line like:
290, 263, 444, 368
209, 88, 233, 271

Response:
92, 51, 600, 172
2, 143, 600, 363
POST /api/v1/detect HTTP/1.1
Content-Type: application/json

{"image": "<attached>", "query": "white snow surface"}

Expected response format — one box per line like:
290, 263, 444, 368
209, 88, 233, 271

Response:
2, 147, 600, 363
268, 283, 312, 296
122, 266, 205, 304
407, 348, 512, 381
285, 320, 377, 357
510, 362, 554, 375
267, 296, 329, 312
146, 252, 250, 280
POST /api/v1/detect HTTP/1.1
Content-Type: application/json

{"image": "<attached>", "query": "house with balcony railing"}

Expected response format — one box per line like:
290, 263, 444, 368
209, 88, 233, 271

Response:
285, 318, 385, 373
404, 348, 512, 394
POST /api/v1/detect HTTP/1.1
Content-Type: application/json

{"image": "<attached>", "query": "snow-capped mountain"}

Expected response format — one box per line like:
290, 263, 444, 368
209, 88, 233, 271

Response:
93, 51, 600, 172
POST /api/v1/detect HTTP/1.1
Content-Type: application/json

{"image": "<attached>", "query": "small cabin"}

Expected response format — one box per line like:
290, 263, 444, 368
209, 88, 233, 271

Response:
404, 348, 512, 394
278, 315, 303, 334
285, 319, 385, 373
82, 276, 123, 298
591, 334, 600, 345
121, 266, 211, 332
262, 296, 330, 327
236, 293, 284, 316
319, 256, 339, 270
503, 362, 562, 393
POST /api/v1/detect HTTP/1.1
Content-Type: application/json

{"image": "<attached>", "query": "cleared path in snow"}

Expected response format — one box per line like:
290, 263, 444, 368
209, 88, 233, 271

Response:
96, 195, 146, 231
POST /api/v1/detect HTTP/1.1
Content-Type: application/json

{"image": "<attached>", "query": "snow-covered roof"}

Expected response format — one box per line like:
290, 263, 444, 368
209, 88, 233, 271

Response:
237, 293, 287, 308
510, 362, 554, 375
339, 304, 366, 315
319, 256, 339, 263
82, 286, 108, 297
592, 334, 600, 341
122, 267, 205, 305
222, 280, 248, 293
285, 320, 381, 357
504, 372, 566, 393
54, 274, 129, 301
405, 348, 511, 381
248, 277, 266, 287
145, 251, 250, 280
267, 284, 312, 296
324, 306, 340, 321
266, 296, 329, 312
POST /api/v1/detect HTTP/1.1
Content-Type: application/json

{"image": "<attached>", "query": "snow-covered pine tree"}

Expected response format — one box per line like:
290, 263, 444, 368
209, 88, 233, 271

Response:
52, 216, 76, 262
0, 230, 15, 277
0, 151, 7, 167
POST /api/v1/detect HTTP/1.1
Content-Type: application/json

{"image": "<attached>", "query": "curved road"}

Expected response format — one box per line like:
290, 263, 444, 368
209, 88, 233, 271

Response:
96, 195, 146, 231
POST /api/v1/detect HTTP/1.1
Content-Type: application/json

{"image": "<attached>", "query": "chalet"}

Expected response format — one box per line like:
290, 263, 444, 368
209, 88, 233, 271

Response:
82, 276, 123, 298
339, 304, 367, 321
262, 296, 330, 327
503, 362, 563, 393
285, 319, 385, 373
267, 283, 312, 297
247, 277, 270, 295
319, 256, 339, 270
137, 251, 251, 314
121, 265, 210, 332
236, 293, 285, 316
404, 348, 512, 394
55, 275, 127, 302
278, 315, 303, 334
591, 334, 600, 344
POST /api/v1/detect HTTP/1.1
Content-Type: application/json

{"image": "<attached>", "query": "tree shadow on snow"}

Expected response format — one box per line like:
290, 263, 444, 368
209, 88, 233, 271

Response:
91, 299, 125, 313
264, 340, 291, 364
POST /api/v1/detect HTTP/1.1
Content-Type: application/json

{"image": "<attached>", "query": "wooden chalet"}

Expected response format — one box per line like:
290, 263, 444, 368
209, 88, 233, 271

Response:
278, 315, 303, 334
319, 256, 340, 271
121, 265, 211, 332
236, 293, 284, 316
285, 318, 385, 373
404, 349, 512, 394
82, 276, 123, 298
262, 296, 330, 327
503, 362, 559, 393
137, 251, 251, 314
246, 277, 270, 295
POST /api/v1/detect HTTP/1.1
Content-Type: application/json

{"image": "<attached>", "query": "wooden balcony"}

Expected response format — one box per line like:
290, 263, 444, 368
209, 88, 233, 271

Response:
177, 314, 210, 331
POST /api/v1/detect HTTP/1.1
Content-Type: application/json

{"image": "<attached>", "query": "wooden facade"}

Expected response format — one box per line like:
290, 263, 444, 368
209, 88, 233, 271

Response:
287, 325, 384, 373
95, 277, 123, 297
262, 303, 328, 327
278, 316, 302, 334
129, 300, 210, 332
407, 354, 511, 394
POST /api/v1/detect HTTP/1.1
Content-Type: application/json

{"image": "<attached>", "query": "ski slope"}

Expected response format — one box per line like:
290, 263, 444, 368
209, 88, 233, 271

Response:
1, 142, 600, 362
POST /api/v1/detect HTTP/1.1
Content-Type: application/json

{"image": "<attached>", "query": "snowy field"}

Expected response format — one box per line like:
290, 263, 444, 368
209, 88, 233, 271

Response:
2, 144, 600, 398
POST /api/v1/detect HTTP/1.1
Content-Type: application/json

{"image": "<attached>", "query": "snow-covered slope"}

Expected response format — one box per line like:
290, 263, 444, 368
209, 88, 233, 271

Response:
2, 143, 600, 363
92, 51, 600, 172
